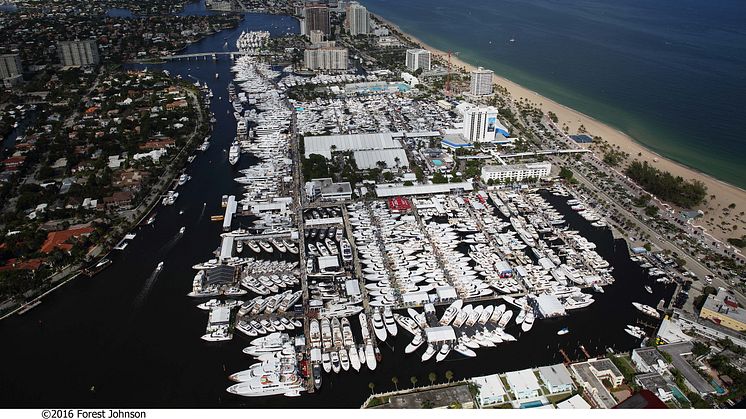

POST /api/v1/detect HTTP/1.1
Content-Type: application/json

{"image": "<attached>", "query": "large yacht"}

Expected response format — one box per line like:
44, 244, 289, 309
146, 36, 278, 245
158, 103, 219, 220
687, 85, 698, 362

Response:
229, 141, 241, 166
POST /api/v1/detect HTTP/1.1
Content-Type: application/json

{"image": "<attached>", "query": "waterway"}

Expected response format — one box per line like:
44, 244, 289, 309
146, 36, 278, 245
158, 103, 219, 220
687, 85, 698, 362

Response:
0, 5, 671, 408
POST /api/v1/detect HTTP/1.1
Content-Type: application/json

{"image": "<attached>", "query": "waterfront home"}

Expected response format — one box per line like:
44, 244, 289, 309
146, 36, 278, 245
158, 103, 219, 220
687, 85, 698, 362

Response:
537, 364, 575, 394
505, 369, 541, 400
471, 374, 508, 406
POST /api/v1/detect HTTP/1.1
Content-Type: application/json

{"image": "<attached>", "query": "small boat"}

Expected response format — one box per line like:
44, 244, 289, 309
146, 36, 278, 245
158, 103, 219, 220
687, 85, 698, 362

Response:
557, 327, 569, 336
179, 226, 185, 234
645, 285, 653, 294
156, 262, 164, 271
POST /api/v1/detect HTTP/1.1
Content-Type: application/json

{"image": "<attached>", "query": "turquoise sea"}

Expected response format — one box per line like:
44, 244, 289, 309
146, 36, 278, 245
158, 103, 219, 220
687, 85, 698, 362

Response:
362, 0, 746, 189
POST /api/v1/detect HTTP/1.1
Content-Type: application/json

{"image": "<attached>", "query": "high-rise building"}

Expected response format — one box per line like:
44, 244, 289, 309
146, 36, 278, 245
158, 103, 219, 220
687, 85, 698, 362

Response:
303, 3, 331, 36
463, 105, 509, 143
58, 40, 100, 67
346, 2, 370, 36
304, 43, 348, 71
309, 30, 325, 45
470, 66, 493, 96
405, 49, 431, 72
0, 54, 22, 79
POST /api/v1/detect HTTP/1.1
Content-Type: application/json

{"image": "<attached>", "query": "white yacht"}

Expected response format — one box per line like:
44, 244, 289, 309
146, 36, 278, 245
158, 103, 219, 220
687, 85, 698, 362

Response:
229, 141, 241, 166
632, 302, 660, 319
226, 372, 304, 397
405, 333, 425, 354
439, 299, 463, 326
383, 307, 397, 337
372, 309, 387, 341
421, 344, 436, 362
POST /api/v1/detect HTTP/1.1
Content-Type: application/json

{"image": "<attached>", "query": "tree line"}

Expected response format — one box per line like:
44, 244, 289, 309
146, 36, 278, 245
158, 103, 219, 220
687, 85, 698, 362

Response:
624, 161, 706, 208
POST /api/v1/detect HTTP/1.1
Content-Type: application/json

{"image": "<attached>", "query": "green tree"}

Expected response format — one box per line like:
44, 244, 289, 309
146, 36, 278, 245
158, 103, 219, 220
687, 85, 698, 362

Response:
410, 376, 418, 388
428, 372, 437, 386
391, 376, 399, 390
368, 382, 375, 394
445, 370, 454, 383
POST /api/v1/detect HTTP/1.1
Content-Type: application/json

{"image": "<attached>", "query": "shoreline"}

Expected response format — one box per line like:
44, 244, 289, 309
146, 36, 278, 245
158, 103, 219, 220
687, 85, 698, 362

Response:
372, 13, 745, 246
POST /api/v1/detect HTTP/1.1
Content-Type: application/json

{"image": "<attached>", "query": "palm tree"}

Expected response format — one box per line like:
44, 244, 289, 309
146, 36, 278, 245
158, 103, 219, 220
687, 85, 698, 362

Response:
368, 382, 375, 394
428, 372, 437, 386
445, 370, 454, 383
391, 376, 399, 390
410, 376, 418, 388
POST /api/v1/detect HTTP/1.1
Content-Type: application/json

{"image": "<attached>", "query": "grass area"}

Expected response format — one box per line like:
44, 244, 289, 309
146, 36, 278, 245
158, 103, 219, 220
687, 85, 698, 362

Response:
489, 403, 513, 409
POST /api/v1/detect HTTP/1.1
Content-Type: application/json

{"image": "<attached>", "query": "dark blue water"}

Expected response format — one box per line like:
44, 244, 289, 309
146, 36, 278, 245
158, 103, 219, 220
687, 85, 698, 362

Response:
361, 0, 746, 189
0, 7, 669, 408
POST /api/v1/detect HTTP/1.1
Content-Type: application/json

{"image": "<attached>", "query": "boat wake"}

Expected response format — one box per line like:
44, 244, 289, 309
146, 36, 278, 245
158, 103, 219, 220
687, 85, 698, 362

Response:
132, 265, 163, 311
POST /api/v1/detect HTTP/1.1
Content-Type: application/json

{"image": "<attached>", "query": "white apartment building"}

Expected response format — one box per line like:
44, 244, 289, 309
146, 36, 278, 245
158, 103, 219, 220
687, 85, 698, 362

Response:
58, 39, 100, 67
405, 49, 431, 71
481, 162, 552, 182
304, 44, 349, 71
470, 66, 493, 96
346, 2, 370, 36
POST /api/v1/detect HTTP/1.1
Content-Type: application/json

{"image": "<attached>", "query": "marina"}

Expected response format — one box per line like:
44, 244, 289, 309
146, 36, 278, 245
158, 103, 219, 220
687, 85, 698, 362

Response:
0, 9, 679, 408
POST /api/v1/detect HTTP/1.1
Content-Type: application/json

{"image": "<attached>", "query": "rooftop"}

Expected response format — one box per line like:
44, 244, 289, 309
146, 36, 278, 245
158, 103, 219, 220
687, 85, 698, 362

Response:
375, 182, 474, 198
505, 368, 541, 394
304, 132, 401, 159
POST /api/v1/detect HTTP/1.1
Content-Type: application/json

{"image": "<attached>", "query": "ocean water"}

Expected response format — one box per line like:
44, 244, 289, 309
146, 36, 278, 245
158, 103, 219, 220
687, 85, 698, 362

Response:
362, 0, 746, 189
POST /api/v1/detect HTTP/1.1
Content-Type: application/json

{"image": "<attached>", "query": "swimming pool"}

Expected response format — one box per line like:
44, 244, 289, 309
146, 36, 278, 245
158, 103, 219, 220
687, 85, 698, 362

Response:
519, 400, 544, 409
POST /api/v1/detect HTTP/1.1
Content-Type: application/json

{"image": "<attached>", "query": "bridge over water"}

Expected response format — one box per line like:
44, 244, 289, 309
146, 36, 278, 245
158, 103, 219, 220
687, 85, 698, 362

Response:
162, 51, 274, 60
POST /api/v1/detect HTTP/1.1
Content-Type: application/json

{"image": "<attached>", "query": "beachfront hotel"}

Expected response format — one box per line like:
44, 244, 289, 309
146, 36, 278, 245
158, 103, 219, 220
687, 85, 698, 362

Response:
462, 104, 509, 142
405, 48, 431, 72
470, 66, 494, 96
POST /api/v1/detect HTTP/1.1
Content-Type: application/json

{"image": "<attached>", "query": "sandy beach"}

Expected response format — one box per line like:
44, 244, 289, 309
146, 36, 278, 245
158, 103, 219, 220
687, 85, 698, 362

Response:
374, 14, 745, 247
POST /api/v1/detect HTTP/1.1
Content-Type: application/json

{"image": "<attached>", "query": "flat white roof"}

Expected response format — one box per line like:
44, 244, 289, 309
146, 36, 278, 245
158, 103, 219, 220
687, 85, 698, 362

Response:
353, 149, 409, 170
535, 294, 567, 316
209, 306, 231, 324
538, 364, 574, 388
304, 133, 401, 159
345, 279, 361, 296
424, 326, 456, 342
505, 369, 541, 393
376, 181, 474, 197
556, 394, 591, 409
305, 217, 344, 226
471, 374, 508, 400
219, 236, 234, 261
